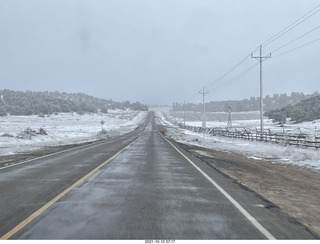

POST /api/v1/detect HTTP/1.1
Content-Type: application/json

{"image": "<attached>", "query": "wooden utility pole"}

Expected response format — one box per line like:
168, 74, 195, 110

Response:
183, 100, 186, 127
251, 45, 271, 132
199, 87, 209, 138
199, 87, 209, 117
227, 106, 232, 129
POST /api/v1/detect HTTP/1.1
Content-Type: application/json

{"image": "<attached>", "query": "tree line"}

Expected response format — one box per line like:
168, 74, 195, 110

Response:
0, 90, 148, 116
264, 95, 320, 123
172, 91, 319, 113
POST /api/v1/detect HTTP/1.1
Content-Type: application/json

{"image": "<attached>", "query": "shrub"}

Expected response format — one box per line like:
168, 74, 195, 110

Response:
2, 133, 14, 137
38, 127, 47, 135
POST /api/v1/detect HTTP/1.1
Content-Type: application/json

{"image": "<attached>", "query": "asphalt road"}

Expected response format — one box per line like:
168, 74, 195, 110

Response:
0, 112, 317, 239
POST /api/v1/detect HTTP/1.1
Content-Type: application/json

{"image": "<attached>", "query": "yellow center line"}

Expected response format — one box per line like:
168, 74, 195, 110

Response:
87, 170, 101, 181
0, 135, 141, 240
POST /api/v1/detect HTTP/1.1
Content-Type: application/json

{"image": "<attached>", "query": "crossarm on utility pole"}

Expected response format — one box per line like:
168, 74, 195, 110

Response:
199, 87, 209, 138
199, 87, 209, 116
251, 45, 271, 132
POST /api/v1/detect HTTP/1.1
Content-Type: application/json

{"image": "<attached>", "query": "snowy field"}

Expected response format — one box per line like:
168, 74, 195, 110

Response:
168, 110, 320, 135
0, 110, 147, 156
156, 109, 320, 172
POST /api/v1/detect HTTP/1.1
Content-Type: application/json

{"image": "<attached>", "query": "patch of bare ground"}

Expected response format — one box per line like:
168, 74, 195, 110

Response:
179, 143, 320, 237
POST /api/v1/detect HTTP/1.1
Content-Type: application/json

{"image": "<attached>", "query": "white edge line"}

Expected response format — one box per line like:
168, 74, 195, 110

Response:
0, 135, 142, 240
159, 132, 276, 240
0, 140, 109, 170
1, 124, 146, 171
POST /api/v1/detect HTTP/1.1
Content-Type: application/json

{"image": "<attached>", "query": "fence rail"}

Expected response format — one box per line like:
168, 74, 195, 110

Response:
178, 123, 320, 149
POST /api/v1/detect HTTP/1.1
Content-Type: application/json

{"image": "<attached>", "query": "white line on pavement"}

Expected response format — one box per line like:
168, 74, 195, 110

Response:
159, 131, 276, 240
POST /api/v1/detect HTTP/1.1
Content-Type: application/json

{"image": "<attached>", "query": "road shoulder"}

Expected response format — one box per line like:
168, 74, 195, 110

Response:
170, 139, 320, 238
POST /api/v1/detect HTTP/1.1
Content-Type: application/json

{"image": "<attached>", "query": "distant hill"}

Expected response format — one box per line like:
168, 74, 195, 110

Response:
0, 89, 148, 116
264, 95, 320, 124
172, 91, 319, 113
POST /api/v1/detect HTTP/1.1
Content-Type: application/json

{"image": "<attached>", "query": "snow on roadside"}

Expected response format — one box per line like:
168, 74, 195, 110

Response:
0, 110, 147, 156
168, 110, 320, 135
156, 111, 320, 172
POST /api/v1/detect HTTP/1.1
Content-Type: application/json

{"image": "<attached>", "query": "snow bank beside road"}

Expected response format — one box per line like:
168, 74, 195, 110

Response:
157, 111, 320, 172
0, 110, 147, 156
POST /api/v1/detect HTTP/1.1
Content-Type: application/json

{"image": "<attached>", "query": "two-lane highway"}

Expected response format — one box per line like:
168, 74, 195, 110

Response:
0, 112, 317, 239
0, 114, 148, 239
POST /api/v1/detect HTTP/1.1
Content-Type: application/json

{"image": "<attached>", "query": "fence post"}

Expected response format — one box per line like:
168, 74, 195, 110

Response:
177, 119, 319, 149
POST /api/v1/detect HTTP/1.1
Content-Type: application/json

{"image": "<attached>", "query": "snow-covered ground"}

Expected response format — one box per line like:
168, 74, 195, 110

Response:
169, 110, 320, 135
0, 110, 147, 156
156, 110, 320, 172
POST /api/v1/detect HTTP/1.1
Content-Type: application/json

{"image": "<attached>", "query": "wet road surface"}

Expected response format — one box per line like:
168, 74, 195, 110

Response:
0, 112, 317, 239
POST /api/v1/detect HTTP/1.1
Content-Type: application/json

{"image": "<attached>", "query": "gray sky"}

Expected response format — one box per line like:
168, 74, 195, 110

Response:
0, 0, 319, 105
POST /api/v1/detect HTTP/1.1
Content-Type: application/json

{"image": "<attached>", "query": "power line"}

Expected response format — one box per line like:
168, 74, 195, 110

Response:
182, 4, 320, 106
273, 36, 320, 58
251, 45, 271, 132
262, 4, 320, 47
183, 58, 257, 104
204, 46, 261, 91
205, 4, 320, 104
208, 62, 259, 93
185, 91, 201, 103
183, 55, 254, 103
271, 24, 320, 54
205, 54, 251, 90
183, 46, 261, 104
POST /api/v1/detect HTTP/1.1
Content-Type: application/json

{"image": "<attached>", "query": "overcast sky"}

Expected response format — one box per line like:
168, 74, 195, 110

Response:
0, 0, 319, 105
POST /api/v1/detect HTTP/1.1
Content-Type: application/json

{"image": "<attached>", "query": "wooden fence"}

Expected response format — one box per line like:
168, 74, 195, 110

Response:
178, 124, 320, 149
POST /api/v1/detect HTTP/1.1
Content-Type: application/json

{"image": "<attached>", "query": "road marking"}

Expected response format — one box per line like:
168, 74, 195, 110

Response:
0, 129, 145, 171
0, 136, 141, 240
87, 170, 101, 181
0, 140, 105, 170
159, 132, 276, 240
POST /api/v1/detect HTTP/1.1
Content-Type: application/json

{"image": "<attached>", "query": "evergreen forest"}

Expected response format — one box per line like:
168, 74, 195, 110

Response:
0, 90, 148, 116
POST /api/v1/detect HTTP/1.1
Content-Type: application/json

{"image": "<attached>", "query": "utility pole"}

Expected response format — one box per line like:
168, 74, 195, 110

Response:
183, 100, 186, 127
199, 87, 209, 116
227, 106, 232, 129
251, 45, 271, 132
199, 87, 209, 138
